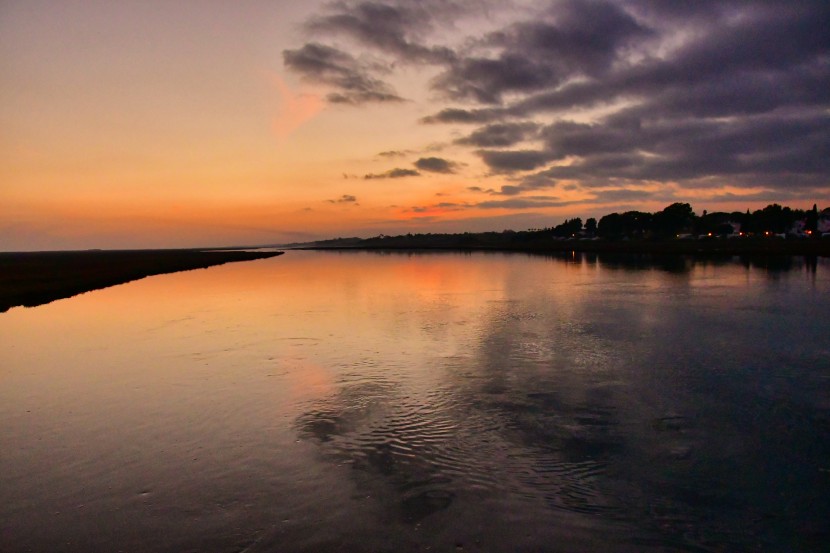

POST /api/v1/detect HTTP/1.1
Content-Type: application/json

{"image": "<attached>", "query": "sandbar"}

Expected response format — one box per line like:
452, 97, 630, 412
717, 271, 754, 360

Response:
0, 249, 282, 312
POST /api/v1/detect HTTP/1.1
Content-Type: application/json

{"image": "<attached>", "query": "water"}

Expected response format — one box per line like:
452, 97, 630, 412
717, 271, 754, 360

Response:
2, 251, 829, 552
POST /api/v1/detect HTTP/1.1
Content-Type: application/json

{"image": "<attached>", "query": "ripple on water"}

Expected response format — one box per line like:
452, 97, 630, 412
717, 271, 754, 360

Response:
293, 366, 641, 529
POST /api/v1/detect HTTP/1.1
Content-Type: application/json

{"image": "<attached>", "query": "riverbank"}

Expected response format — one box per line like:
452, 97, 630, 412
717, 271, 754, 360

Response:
0, 249, 283, 312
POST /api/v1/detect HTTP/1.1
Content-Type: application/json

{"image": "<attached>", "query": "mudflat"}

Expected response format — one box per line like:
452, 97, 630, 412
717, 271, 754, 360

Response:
0, 249, 282, 312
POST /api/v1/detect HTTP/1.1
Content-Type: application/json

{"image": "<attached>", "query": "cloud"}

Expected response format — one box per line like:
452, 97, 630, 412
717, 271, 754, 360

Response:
283, 43, 404, 105
304, 1, 458, 65
420, 108, 503, 124
529, 110, 830, 187
414, 157, 458, 173
286, 0, 479, 104
287, 0, 830, 198
475, 197, 579, 209
327, 194, 358, 203
405, 201, 468, 213
494, 185, 523, 196
377, 149, 413, 158
456, 122, 540, 147
476, 149, 552, 172
431, 0, 653, 103
364, 168, 421, 179
587, 188, 654, 202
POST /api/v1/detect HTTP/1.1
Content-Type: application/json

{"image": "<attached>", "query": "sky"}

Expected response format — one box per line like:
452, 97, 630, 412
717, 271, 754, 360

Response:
2, 0, 829, 250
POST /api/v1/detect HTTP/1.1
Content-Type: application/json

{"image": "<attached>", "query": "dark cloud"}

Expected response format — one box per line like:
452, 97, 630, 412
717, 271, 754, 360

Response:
477, 149, 552, 173
431, 0, 653, 103
414, 156, 458, 173
420, 107, 503, 124
513, 170, 558, 193
464, 2, 829, 190
588, 188, 653, 202
529, 110, 830, 187
456, 122, 540, 147
283, 43, 403, 104
364, 168, 421, 179
494, 185, 522, 196
287, 0, 481, 105
289, 0, 830, 196
305, 1, 458, 65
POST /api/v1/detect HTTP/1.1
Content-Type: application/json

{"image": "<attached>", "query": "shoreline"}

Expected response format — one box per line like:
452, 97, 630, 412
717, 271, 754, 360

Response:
0, 249, 283, 313
297, 237, 830, 257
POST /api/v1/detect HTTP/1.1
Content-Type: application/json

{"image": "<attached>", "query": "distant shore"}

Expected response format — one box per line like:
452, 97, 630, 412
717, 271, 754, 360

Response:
299, 237, 830, 257
0, 249, 282, 313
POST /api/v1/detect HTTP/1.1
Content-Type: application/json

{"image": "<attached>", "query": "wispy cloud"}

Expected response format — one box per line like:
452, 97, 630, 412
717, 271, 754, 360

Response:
377, 149, 414, 158
283, 43, 404, 105
364, 168, 421, 179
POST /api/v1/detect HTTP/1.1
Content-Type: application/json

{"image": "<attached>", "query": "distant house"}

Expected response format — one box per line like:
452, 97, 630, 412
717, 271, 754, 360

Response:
790, 219, 808, 237
819, 208, 830, 233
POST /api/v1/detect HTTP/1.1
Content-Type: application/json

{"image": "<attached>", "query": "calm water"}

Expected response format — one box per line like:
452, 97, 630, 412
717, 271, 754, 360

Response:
2, 251, 829, 552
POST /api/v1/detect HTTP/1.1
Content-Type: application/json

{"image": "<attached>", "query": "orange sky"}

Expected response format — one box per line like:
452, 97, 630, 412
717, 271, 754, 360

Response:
2, 1, 827, 250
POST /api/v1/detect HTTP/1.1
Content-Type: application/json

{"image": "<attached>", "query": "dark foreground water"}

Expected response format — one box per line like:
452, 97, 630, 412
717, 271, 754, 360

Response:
2, 251, 829, 552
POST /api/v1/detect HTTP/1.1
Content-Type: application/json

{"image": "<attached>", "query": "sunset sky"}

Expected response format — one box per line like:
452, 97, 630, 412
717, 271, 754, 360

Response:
2, 0, 828, 250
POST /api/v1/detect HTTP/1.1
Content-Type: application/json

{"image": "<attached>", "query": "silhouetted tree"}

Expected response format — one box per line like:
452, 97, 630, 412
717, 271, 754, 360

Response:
806, 203, 818, 234
584, 217, 597, 235
597, 211, 653, 239
597, 212, 623, 238
753, 204, 795, 234
652, 203, 695, 238
552, 217, 583, 237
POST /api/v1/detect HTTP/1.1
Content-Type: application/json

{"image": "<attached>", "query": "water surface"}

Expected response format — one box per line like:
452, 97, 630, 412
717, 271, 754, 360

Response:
2, 251, 829, 552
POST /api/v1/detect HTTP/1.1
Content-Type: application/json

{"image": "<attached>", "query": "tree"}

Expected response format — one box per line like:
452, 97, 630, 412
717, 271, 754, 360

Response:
585, 217, 597, 235
753, 204, 795, 234
652, 203, 695, 237
552, 217, 583, 237
806, 203, 818, 235
597, 212, 622, 238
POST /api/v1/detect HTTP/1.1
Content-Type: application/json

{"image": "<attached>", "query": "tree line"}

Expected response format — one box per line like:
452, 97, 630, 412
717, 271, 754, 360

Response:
310, 202, 827, 250
537, 202, 825, 240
